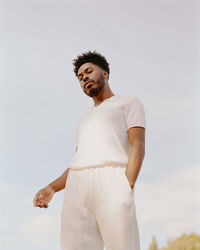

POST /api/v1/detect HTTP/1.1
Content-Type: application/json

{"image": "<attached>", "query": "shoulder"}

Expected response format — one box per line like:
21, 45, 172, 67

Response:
122, 96, 143, 105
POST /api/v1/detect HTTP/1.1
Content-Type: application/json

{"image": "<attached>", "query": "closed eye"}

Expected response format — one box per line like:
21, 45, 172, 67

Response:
78, 69, 93, 81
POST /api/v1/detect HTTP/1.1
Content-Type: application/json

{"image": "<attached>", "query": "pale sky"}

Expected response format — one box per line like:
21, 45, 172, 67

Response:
1, 0, 200, 249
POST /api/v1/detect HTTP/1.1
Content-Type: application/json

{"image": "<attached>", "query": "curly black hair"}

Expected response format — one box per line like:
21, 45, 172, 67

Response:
72, 50, 110, 79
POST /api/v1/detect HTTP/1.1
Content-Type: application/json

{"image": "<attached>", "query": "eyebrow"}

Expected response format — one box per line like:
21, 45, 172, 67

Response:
78, 67, 91, 78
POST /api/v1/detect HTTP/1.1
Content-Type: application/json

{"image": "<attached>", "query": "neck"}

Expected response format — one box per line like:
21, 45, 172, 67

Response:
93, 90, 115, 106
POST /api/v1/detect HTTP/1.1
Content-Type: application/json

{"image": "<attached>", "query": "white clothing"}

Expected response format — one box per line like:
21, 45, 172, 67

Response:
60, 165, 141, 250
68, 95, 146, 170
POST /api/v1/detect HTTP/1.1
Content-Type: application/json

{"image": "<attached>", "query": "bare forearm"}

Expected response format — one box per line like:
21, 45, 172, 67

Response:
126, 145, 145, 187
48, 168, 70, 193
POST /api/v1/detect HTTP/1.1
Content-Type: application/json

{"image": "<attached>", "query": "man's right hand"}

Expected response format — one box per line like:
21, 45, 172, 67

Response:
33, 185, 55, 208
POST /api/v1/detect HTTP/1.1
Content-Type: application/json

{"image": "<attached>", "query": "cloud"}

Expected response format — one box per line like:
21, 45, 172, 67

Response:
19, 215, 60, 245
135, 164, 200, 247
0, 214, 60, 250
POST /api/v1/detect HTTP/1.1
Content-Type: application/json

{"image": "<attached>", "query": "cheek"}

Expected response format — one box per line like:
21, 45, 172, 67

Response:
97, 73, 105, 83
91, 71, 100, 80
90, 73, 95, 81
95, 73, 103, 82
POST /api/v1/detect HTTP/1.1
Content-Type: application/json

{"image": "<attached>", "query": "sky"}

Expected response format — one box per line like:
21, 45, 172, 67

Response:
1, 0, 200, 249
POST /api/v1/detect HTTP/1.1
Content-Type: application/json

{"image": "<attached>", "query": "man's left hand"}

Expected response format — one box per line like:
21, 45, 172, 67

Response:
125, 173, 135, 190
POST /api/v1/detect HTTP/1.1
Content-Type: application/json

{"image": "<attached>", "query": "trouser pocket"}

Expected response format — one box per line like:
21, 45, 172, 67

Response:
122, 170, 134, 193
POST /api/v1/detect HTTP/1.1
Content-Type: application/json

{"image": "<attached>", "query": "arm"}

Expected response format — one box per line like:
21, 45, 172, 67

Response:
125, 126, 145, 189
33, 145, 76, 208
48, 168, 70, 193
48, 146, 77, 192
33, 168, 69, 208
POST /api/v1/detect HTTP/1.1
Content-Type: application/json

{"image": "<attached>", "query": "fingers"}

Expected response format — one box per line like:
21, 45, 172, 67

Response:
33, 192, 48, 208
33, 199, 48, 208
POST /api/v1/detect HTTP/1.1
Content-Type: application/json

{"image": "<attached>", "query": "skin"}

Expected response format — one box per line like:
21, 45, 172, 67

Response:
33, 61, 145, 208
77, 62, 145, 189
126, 126, 145, 189
77, 62, 115, 106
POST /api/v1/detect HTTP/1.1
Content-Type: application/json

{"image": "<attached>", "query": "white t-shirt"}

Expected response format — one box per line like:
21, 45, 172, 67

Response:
68, 95, 146, 170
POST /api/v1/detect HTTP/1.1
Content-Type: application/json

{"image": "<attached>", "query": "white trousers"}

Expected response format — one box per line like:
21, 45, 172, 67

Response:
60, 165, 141, 250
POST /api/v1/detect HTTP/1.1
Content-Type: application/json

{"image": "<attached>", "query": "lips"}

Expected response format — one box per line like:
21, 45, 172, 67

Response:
84, 81, 93, 89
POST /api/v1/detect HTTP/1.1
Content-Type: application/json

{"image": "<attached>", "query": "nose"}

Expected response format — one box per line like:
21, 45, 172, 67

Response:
83, 74, 89, 82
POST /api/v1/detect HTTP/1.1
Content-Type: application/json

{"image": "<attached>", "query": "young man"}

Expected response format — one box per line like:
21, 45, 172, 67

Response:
33, 50, 146, 250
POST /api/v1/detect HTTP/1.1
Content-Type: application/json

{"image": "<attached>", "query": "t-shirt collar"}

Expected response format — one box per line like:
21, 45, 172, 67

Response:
90, 95, 120, 110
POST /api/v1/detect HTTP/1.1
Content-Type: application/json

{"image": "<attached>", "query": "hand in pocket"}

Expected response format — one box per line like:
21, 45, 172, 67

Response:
124, 173, 134, 192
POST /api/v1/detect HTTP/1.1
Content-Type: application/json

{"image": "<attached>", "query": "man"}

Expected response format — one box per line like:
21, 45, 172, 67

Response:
33, 50, 146, 250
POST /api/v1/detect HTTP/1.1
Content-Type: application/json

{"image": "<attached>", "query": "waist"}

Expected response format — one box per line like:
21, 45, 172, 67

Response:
68, 162, 128, 171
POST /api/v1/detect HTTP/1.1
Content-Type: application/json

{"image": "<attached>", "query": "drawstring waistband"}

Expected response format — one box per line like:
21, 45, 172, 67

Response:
68, 162, 127, 171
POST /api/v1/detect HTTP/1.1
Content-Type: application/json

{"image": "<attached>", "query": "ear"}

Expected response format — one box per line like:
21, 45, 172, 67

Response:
103, 71, 108, 79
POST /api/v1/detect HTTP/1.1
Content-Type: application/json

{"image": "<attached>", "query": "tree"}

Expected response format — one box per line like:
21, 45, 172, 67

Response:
161, 233, 200, 250
149, 235, 159, 250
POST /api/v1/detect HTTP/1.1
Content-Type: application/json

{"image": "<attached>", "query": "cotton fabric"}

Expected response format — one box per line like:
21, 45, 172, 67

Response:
68, 95, 146, 170
60, 165, 141, 250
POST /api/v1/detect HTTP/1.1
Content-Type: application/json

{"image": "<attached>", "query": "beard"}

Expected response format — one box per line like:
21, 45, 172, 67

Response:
83, 74, 105, 97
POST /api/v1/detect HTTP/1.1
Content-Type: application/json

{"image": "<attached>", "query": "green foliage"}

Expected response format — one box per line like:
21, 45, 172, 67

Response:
160, 233, 200, 250
149, 235, 159, 250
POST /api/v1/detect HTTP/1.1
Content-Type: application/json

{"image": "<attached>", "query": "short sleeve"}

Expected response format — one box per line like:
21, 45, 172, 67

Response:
125, 96, 146, 130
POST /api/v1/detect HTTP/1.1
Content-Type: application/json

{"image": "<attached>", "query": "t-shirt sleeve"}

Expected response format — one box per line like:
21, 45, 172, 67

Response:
125, 96, 146, 130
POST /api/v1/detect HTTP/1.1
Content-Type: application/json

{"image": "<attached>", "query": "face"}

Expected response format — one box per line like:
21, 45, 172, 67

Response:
77, 62, 108, 97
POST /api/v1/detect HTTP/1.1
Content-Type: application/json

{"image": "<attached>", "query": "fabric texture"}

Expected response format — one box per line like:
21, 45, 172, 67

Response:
68, 95, 146, 170
60, 165, 141, 250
